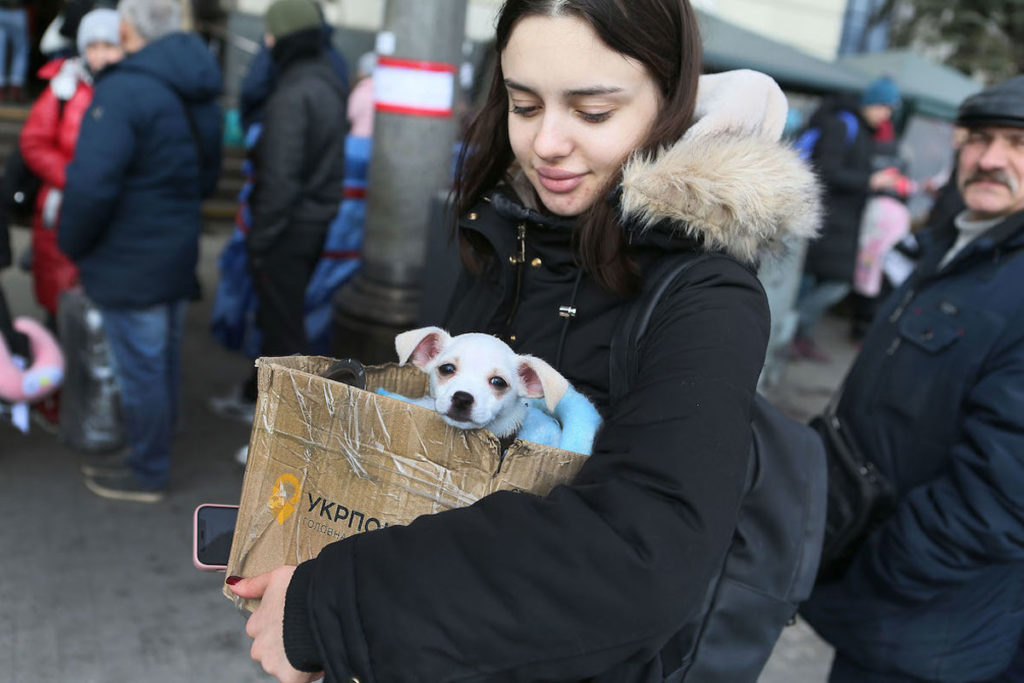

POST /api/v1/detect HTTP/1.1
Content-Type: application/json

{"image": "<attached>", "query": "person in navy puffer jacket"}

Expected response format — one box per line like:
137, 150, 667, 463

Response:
58, 0, 222, 503
801, 75, 1024, 682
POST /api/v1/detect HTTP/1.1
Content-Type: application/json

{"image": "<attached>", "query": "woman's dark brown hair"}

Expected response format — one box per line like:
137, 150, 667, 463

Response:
453, 0, 703, 293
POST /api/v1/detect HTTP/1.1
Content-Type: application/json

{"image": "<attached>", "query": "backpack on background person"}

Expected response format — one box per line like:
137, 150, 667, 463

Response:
793, 109, 859, 163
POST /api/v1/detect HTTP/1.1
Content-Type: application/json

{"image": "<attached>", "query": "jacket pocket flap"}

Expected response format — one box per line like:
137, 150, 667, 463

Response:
898, 313, 962, 352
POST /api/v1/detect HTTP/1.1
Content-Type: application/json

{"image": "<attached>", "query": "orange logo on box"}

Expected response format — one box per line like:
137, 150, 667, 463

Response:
268, 473, 301, 525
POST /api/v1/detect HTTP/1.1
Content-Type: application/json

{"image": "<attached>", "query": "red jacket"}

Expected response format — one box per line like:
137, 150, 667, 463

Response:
20, 58, 94, 314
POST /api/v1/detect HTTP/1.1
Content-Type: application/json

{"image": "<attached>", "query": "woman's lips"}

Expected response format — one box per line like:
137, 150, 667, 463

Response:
536, 168, 585, 194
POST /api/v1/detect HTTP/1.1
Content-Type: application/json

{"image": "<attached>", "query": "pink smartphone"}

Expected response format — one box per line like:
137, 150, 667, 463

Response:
192, 503, 239, 572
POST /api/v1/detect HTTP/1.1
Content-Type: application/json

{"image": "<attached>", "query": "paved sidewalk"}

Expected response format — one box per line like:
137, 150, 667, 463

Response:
1, 229, 264, 682
0, 227, 857, 682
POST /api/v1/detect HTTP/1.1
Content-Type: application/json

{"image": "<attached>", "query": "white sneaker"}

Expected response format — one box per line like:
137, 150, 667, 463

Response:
209, 389, 256, 424
234, 444, 249, 467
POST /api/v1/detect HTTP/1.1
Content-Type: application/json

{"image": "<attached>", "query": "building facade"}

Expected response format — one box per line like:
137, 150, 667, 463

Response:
695, 0, 848, 60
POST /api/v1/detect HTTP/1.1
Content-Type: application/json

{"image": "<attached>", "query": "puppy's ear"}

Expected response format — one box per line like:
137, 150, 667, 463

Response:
517, 355, 569, 413
395, 327, 451, 368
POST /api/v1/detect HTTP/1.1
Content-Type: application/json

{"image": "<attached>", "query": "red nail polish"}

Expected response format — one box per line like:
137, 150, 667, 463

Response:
225, 575, 242, 585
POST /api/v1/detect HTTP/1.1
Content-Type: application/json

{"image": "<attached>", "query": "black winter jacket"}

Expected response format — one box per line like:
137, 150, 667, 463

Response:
803, 103, 877, 282
283, 133, 821, 682
248, 54, 347, 255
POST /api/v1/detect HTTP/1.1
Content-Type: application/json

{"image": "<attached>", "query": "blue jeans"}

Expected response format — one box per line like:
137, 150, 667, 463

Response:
101, 301, 188, 489
795, 273, 850, 338
0, 8, 28, 87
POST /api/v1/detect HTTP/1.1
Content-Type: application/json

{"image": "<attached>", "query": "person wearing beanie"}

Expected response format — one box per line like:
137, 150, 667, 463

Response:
790, 75, 905, 361
801, 73, 1024, 682
848, 81, 919, 341
16, 7, 123, 431
57, 0, 223, 502
19, 7, 123, 321
76, 7, 122, 62
264, 0, 321, 39
236, 9, 348, 132
213, 0, 347, 426
861, 75, 901, 109
210, 0, 349, 431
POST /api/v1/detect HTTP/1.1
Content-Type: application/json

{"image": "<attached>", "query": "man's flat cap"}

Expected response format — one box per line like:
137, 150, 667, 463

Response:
956, 75, 1024, 128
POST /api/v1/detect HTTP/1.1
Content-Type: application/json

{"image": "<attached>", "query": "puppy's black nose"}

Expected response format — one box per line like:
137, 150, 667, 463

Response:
451, 391, 474, 411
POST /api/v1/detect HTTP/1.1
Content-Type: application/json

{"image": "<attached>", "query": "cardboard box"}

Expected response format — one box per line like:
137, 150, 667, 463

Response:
224, 356, 588, 608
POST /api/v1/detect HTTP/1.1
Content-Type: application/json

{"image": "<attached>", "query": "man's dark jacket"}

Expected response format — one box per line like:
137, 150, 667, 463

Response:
238, 25, 348, 131
801, 210, 1024, 681
58, 32, 222, 309
803, 102, 876, 282
247, 53, 346, 256
278, 132, 823, 681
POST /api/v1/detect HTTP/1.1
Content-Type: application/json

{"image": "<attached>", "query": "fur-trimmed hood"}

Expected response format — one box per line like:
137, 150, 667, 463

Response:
620, 132, 822, 263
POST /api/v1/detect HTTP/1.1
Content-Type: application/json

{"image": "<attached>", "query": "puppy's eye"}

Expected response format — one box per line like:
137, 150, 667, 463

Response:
438, 363, 456, 376
489, 376, 509, 390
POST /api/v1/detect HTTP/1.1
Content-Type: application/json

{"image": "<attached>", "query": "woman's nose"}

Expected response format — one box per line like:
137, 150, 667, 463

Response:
532, 113, 572, 160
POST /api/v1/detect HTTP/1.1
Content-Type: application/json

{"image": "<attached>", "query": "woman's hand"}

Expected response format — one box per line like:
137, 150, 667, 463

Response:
228, 567, 323, 683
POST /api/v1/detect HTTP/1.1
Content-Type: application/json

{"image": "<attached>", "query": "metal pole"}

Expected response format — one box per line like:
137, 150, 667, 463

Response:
331, 0, 468, 363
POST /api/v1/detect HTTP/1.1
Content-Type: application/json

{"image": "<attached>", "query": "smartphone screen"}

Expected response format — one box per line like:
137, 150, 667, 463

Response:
194, 504, 239, 570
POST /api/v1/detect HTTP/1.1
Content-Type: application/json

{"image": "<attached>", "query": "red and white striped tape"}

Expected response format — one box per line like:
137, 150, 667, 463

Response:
374, 56, 457, 117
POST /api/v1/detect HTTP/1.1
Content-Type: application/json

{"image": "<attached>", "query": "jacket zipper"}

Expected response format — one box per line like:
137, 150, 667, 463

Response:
884, 288, 916, 356
504, 223, 527, 331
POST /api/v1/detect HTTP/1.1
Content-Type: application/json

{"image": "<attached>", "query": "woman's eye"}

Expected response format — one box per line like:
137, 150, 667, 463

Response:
579, 111, 612, 123
438, 364, 456, 376
510, 105, 539, 117
489, 377, 509, 390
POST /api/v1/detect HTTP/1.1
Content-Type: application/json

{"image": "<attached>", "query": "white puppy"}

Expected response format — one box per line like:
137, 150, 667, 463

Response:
394, 326, 568, 439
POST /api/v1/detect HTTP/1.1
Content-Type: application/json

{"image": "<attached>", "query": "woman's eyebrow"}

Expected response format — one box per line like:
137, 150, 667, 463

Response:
504, 79, 537, 95
504, 79, 624, 98
564, 85, 624, 97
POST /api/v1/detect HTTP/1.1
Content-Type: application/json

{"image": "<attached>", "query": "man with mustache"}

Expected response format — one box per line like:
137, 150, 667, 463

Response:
800, 75, 1024, 682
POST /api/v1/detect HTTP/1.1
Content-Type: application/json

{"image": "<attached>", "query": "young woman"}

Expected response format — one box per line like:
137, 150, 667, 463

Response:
20, 8, 123, 321
230, 1, 820, 680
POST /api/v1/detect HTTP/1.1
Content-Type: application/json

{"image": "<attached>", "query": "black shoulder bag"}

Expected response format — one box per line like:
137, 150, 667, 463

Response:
811, 388, 895, 582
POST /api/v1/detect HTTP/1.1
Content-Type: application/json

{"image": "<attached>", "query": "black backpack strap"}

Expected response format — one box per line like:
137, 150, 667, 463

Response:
609, 253, 714, 403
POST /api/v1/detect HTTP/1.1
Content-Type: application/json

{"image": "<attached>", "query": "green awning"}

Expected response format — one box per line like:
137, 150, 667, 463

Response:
699, 10, 870, 95
838, 49, 983, 120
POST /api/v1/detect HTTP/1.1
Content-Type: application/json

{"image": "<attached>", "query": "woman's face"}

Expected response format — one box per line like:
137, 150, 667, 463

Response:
85, 41, 124, 73
501, 15, 661, 217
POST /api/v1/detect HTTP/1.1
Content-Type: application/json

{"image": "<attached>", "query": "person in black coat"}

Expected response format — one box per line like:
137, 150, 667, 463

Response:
238, 20, 348, 133
790, 77, 904, 361
240, 0, 346, 405
228, 1, 821, 680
